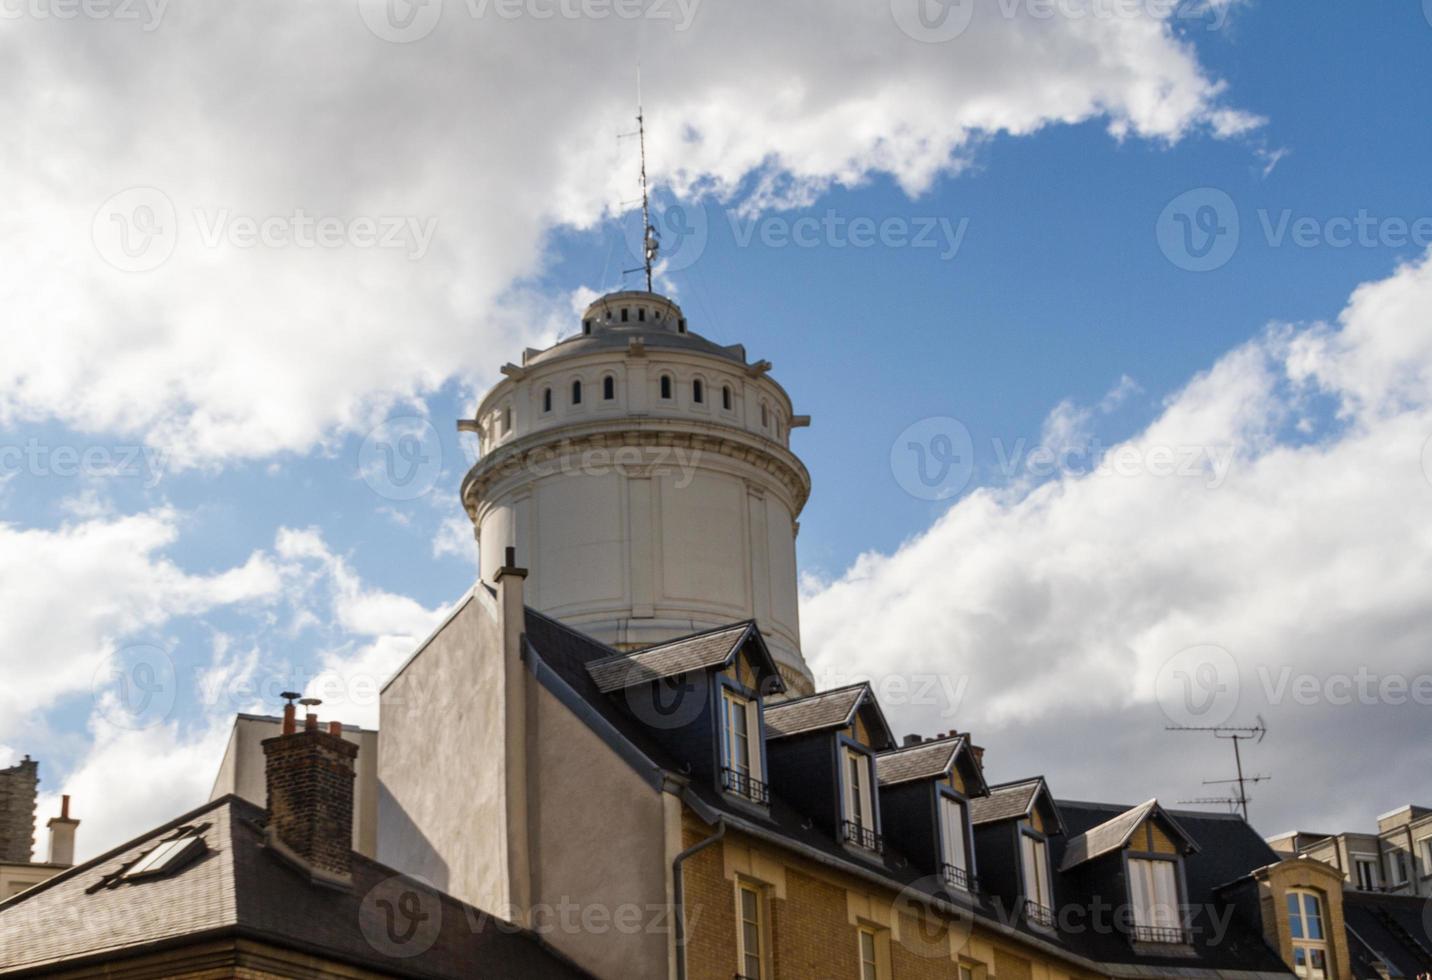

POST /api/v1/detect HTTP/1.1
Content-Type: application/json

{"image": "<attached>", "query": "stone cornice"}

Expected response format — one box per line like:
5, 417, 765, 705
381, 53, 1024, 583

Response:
461, 420, 812, 520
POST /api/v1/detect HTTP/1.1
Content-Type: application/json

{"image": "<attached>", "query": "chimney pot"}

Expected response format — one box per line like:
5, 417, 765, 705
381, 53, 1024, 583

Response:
505, 545, 516, 567
46, 795, 79, 867
328, 720, 342, 737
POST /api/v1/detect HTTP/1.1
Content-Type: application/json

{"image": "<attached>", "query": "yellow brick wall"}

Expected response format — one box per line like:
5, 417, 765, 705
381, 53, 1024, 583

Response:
994, 948, 1034, 980
681, 814, 1093, 980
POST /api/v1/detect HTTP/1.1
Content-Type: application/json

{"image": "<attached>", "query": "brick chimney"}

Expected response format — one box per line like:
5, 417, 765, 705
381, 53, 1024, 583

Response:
46, 795, 79, 866
262, 697, 358, 884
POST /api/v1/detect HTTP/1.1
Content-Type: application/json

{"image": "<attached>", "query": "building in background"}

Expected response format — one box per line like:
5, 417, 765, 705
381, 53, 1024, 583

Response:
0, 756, 78, 900
1268, 805, 1432, 897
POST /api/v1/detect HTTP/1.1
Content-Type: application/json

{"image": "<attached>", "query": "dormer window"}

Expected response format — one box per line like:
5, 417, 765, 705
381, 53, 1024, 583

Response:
842, 747, 880, 851
720, 688, 767, 805
1128, 857, 1183, 944
1287, 890, 1329, 979
940, 795, 973, 892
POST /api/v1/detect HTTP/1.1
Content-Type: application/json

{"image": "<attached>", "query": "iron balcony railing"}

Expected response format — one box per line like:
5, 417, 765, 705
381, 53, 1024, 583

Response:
942, 863, 978, 893
1024, 900, 1056, 929
1131, 924, 1188, 945
841, 820, 883, 853
720, 767, 770, 805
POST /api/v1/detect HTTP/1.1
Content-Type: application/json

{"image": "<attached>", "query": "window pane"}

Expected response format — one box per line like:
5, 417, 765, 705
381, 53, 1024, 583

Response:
1287, 892, 1304, 938
1303, 894, 1323, 940
1152, 861, 1179, 928
944, 798, 967, 873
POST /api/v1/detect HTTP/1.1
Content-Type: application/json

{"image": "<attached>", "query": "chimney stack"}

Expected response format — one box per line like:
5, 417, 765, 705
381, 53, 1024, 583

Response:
262, 697, 358, 884
0, 755, 39, 863
46, 795, 79, 867
903, 734, 923, 746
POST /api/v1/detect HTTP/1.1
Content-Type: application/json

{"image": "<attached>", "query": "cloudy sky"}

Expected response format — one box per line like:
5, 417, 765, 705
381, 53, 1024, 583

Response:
2, 0, 1430, 859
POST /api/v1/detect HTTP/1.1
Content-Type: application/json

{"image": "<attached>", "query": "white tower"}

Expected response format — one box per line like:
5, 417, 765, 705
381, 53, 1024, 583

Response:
461, 290, 815, 695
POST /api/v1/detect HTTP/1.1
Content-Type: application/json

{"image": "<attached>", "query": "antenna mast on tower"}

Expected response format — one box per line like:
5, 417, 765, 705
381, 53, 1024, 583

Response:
621, 71, 659, 292
1166, 716, 1270, 822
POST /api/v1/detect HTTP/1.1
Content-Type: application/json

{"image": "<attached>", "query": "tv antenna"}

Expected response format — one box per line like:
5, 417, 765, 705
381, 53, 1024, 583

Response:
619, 70, 658, 292
1165, 716, 1268, 822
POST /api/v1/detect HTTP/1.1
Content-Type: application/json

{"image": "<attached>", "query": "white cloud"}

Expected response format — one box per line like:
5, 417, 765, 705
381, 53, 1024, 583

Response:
0, 510, 282, 745
0, 0, 1255, 466
20, 524, 449, 858
802, 249, 1432, 832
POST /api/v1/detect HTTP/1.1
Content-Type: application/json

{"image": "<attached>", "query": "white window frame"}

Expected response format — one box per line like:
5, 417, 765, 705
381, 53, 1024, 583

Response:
1353, 855, 1379, 891
1386, 849, 1407, 886
940, 795, 970, 887
1021, 830, 1053, 913
843, 747, 875, 835
1128, 857, 1181, 935
1287, 889, 1329, 980
1419, 837, 1432, 878
720, 689, 763, 799
857, 925, 884, 980
735, 880, 766, 980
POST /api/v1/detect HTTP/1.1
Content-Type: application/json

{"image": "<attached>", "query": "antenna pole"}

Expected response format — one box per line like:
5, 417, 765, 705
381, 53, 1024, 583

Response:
1166, 717, 1268, 823
637, 102, 655, 292
1231, 733, 1248, 822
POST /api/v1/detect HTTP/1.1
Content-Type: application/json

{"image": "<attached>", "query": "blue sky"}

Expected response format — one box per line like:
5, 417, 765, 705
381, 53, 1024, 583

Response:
3, 0, 1431, 856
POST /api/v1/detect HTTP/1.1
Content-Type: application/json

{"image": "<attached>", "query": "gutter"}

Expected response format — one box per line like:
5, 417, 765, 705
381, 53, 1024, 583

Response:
672, 819, 727, 980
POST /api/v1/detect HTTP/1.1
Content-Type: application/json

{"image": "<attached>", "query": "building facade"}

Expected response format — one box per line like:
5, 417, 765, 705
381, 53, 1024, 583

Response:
1268, 806, 1432, 898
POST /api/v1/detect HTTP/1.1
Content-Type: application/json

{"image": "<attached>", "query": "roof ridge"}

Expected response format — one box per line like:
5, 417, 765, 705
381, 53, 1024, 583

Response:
585, 619, 752, 666
764, 681, 868, 708
876, 734, 963, 757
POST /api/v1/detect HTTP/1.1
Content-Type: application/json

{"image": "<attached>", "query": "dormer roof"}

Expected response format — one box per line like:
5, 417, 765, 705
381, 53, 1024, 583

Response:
970, 777, 1064, 834
585, 621, 782, 694
875, 735, 988, 795
762, 683, 894, 748
1058, 798, 1199, 871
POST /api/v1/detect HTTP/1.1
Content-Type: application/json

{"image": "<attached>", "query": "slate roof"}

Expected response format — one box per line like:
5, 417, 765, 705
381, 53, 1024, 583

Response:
970, 778, 1043, 825
1058, 798, 1199, 871
0, 795, 587, 978
762, 684, 866, 738
1343, 892, 1432, 979
586, 622, 757, 693
521, 608, 1299, 978
875, 736, 965, 786
1050, 800, 1291, 974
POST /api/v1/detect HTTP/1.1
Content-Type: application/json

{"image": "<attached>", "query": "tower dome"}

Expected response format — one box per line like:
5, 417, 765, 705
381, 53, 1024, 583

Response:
461, 290, 814, 695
